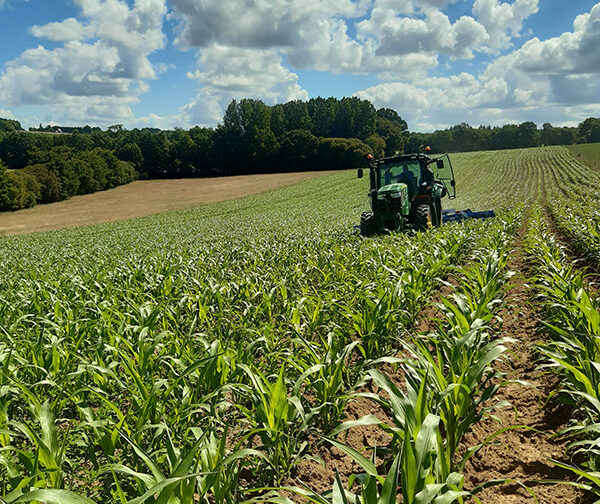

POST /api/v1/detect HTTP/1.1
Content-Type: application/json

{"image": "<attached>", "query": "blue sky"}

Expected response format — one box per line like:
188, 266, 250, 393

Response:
1, 0, 599, 132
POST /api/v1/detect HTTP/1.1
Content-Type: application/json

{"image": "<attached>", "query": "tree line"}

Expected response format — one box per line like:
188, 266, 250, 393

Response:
408, 118, 600, 153
1, 97, 599, 213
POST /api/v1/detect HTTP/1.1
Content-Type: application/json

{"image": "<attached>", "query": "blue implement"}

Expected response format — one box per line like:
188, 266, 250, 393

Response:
442, 208, 495, 223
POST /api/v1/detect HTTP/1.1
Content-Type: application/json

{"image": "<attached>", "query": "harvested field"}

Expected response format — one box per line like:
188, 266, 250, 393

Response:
0, 170, 337, 235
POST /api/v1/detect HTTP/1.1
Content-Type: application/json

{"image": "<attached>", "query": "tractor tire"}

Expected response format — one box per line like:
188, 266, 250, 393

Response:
415, 204, 432, 232
360, 211, 375, 236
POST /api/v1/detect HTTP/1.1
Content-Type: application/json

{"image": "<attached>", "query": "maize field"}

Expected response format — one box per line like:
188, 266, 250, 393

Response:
0, 145, 599, 503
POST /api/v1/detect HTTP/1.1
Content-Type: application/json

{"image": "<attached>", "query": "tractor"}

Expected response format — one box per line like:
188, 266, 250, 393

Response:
357, 150, 493, 235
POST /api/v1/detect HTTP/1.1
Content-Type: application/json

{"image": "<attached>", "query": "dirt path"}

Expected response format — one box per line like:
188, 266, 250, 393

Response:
462, 214, 590, 503
0, 171, 337, 236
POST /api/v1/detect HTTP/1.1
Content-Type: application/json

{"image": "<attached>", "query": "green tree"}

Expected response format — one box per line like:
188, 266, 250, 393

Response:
365, 134, 385, 158
277, 130, 319, 171
0, 159, 10, 210
218, 99, 277, 173
376, 117, 405, 155
307, 97, 337, 137
6, 170, 40, 210
0, 118, 22, 132
115, 142, 143, 171
22, 164, 62, 203
518, 121, 539, 148
578, 117, 600, 143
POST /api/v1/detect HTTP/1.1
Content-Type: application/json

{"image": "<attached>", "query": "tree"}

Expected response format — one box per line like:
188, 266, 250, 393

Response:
365, 134, 385, 158
518, 121, 539, 148
376, 117, 405, 155
0, 118, 22, 132
168, 129, 197, 177
6, 171, 40, 210
218, 99, 277, 173
23, 164, 62, 203
578, 117, 600, 143
116, 142, 143, 171
277, 130, 319, 171
317, 137, 371, 169
376, 108, 408, 133
46, 146, 80, 198
0, 159, 10, 210
307, 97, 337, 137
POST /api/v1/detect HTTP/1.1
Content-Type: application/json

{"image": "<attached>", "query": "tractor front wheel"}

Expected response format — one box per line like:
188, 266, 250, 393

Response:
360, 211, 375, 236
415, 204, 432, 231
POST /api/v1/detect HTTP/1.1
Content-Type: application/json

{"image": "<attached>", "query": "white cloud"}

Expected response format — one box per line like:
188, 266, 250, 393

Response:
0, 0, 167, 125
0, 109, 15, 119
357, 2, 600, 130
472, 0, 539, 49
183, 45, 308, 126
358, 9, 490, 60
171, 0, 366, 49
355, 72, 510, 129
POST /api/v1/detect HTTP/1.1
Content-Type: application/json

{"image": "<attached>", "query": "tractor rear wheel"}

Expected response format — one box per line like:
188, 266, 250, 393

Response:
360, 211, 375, 236
415, 204, 432, 231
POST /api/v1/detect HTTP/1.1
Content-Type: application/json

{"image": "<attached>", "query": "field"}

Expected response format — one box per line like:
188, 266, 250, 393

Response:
567, 143, 600, 170
1, 145, 600, 503
0, 171, 336, 236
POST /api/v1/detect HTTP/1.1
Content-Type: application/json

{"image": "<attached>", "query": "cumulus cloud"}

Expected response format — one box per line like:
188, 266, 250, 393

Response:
481, 2, 600, 109
358, 9, 489, 60
472, 0, 539, 49
0, 0, 167, 125
171, 0, 365, 49
357, 1, 600, 130
183, 45, 308, 126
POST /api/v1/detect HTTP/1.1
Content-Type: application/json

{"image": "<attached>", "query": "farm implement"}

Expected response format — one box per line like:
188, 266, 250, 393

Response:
357, 150, 495, 235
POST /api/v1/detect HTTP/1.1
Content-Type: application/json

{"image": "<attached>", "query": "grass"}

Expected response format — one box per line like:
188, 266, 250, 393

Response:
566, 142, 600, 170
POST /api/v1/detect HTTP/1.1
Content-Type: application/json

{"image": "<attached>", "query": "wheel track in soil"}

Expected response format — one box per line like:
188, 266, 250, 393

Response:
462, 167, 592, 503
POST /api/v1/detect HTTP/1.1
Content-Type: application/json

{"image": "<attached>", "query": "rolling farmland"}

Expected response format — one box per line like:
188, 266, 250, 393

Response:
0, 146, 599, 503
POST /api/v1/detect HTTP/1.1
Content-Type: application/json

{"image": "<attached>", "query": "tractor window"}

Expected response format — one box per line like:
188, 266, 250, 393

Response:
380, 161, 421, 197
431, 154, 456, 199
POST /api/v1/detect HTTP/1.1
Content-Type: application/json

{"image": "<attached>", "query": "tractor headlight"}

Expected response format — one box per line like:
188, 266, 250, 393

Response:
377, 194, 385, 200
389, 192, 401, 199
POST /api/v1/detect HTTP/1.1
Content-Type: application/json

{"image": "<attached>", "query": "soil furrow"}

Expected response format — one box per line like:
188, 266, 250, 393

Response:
462, 215, 590, 503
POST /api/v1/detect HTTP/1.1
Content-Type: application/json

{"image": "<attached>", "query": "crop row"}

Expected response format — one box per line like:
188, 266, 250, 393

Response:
525, 208, 600, 498
1, 145, 590, 502
543, 146, 600, 263
0, 161, 530, 503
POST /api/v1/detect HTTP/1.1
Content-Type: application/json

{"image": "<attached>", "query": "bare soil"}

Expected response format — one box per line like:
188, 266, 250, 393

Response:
462, 221, 591, 503
0, 171, 337, 236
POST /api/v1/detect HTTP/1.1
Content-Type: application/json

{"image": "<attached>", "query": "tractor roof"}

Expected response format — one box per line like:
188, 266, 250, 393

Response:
374, 153, 433, 166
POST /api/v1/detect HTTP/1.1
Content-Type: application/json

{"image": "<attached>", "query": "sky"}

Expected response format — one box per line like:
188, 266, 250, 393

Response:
0, 0, 599, 132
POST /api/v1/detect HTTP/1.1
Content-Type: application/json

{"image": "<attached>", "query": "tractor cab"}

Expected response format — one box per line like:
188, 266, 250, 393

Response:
357, 151, 456, 235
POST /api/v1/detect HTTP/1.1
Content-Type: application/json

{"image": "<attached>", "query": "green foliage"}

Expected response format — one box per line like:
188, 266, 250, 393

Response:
22, 164, 62, 203
0, 144, 595, 502
524, 208, 600, 497
0, 118, 22, 132
115, 142, 144, 171
0, 159, 10, 210
6, 170, 40, 210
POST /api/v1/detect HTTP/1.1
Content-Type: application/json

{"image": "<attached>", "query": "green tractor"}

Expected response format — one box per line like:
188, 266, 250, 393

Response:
358, 151, 456, 235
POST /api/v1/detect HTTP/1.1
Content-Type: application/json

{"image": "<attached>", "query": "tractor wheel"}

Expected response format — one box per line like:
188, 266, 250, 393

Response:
415, 204, 432, 231
360, 211, 375, 236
